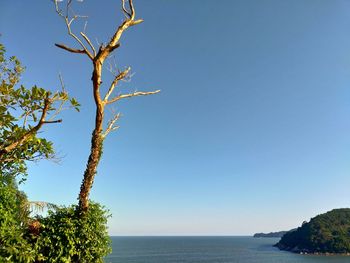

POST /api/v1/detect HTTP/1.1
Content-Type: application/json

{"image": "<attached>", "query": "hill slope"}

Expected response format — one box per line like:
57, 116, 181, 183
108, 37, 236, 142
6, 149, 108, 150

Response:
254, 231, 288, 238
275, 208, 350, 254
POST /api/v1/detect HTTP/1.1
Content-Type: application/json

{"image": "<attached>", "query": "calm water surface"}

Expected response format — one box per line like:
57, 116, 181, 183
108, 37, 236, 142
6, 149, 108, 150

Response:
105, 236, 350, 263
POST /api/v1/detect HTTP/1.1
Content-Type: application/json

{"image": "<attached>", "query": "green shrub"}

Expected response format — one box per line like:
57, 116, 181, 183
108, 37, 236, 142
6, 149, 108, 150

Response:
0, 180, 36, 262
0, 184, 112, 263
34, 202, 111, 263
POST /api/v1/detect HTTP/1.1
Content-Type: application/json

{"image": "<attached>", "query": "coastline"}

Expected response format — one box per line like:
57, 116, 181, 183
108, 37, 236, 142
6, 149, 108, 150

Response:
275, 244, 350, 256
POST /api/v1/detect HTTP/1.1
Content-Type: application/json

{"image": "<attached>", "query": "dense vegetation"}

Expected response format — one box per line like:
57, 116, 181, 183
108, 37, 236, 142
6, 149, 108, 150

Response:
275, 209, 350, 254
0, 43, 111, 262
0, 183, 111, 262
34, 202, 111, 262
0, 176, 35, 262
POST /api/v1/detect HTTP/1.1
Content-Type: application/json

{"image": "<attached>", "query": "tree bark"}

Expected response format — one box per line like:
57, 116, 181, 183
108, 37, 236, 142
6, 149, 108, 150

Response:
78, 62, 104, 212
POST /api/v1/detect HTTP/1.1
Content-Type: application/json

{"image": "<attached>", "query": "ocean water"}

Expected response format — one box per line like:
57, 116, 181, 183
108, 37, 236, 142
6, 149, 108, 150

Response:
104, 236, 350, 263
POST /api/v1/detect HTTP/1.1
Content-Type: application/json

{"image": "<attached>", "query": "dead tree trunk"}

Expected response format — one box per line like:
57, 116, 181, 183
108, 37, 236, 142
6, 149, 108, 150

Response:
54, 0, 160, 212
78, 62, 104, 211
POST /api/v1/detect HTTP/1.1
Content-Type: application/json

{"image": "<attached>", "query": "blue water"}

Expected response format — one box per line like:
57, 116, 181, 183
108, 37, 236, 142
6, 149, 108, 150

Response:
104, 236, 350, 263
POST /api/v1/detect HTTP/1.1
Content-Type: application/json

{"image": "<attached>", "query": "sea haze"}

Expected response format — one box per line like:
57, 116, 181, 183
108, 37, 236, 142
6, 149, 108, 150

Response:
105, 236, 350, 263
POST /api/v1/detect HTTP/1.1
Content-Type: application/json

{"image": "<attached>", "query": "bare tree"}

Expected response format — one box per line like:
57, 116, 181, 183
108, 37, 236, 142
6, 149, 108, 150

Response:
54, 0, 160, 212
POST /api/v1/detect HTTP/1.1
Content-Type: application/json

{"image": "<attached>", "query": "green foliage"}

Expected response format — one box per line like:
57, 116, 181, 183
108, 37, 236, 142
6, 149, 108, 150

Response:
0, 178, 36, 262
276, 208, 350, 253
0, 42, 79, 181
0, 183, 111, 263
34, 202, 111, 263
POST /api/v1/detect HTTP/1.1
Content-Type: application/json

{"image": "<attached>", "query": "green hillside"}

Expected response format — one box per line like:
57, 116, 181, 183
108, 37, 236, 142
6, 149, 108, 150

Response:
275, 208, 350, 254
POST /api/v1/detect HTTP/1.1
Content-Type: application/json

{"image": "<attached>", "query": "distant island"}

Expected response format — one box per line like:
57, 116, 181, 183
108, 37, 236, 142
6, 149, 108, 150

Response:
275, 208, 350, 254
253, 231, 289, 238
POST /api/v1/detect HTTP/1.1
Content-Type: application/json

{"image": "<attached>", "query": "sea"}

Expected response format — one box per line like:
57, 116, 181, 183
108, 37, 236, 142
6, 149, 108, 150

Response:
104, 236, 350, 263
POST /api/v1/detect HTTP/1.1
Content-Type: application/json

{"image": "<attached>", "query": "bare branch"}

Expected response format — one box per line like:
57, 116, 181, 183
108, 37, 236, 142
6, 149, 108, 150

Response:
67, 0, 72, 17
42, 119, 62, 124
83, 21, 88, 33
104, 19, 141, 56
128, 0, 136, 20
59, 72, 66, 91
122, 0, 132, 18
103, 67, 131, 102
102, 113, 121, 138
64, 16, 94, 59
54, 0, 64, 17
106, 89, 160, 105
80, 32, 96, 56
96, 0, 142, 61
122, 0, 136, 20
55, 43, 86, 54
54, 0, 93, 59
49, 73, 67, 121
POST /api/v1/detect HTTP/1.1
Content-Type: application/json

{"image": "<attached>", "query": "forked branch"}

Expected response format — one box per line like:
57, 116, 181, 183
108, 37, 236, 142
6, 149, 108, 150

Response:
122, 0, 135, 19
103, 67, 131, 102
54, 0, 95, 60
103, 113, 121, 138
97, 0, 142, 60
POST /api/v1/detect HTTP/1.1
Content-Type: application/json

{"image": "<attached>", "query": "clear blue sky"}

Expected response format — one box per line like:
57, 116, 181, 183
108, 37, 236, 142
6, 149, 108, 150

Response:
1, 0, 350, 236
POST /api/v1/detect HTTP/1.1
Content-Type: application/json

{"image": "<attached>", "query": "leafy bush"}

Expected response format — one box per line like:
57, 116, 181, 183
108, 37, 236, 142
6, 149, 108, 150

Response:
34, 202, 111, 263
0, 179, 36, 262
0, 183, 111, 263
0, 136, 110, 262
